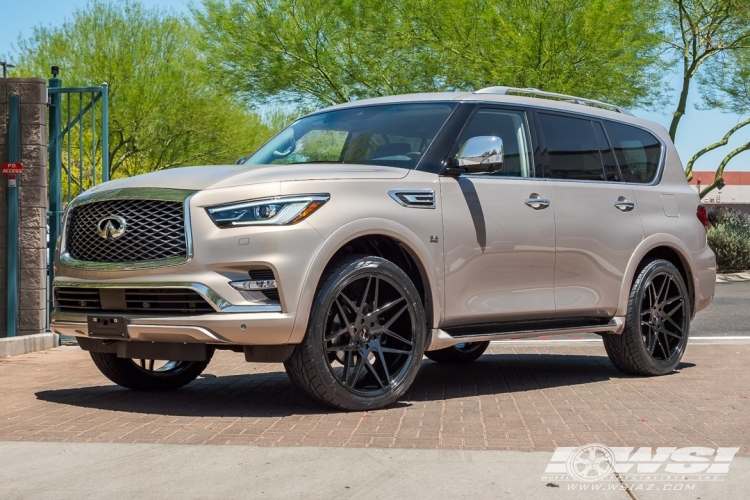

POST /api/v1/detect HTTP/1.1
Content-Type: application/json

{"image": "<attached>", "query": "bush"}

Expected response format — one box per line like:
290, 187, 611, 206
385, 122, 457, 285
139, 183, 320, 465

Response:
707, 207, 750, 272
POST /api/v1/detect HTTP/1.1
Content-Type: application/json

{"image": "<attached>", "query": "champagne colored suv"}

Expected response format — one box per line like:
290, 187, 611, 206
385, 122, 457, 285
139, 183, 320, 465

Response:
51, 87, 716, 410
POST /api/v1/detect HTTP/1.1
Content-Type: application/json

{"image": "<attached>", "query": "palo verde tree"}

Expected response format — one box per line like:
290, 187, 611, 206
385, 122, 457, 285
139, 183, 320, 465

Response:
194, 0, 666, 109
11, 0, 270, 185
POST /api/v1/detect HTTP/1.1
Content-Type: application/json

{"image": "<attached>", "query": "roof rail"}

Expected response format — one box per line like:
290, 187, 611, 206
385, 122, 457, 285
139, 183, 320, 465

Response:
474, 86, 634, 116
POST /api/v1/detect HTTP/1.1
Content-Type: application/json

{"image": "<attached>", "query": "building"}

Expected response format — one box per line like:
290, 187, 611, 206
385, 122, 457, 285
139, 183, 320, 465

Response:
688, 171, 750, 214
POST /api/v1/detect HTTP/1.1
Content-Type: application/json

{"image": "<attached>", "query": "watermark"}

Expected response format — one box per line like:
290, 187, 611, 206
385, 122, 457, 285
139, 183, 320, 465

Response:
542, 444, 740, 492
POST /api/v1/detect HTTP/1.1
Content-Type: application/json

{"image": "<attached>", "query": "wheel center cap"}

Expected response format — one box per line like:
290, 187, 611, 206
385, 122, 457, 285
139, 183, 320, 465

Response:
357, 327, 371, 343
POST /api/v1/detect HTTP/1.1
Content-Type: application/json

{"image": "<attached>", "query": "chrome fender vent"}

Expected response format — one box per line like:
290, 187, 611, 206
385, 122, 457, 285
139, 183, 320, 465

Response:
388, 190, 436, 209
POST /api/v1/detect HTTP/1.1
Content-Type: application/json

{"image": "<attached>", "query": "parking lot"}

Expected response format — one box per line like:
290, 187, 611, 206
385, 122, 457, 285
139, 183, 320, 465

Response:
1, 282, 749, 499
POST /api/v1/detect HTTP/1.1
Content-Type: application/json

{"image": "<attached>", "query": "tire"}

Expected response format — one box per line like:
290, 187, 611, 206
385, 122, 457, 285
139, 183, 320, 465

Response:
425, 341, 490, 364
89, 349, 213, 391
603, 259, 690, 376
284, 256, 427, 411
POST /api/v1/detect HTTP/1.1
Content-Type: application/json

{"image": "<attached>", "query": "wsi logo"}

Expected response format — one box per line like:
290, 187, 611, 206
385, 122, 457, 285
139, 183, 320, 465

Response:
543, 444, 740, 483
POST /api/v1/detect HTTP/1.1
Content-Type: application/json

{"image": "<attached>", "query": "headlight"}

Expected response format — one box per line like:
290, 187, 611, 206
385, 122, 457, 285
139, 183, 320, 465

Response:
205, 194, 330, 228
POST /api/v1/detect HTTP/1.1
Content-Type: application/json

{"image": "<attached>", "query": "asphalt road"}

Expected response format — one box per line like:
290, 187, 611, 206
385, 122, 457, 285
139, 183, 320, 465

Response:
691, 281, 750, 337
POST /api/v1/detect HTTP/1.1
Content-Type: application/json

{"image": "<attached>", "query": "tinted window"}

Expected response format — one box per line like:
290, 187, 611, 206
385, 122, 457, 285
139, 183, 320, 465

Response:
539, 114, 605, 181
593, 122, 620, 182
457, 109, 534, 177
603, 121, 662, 183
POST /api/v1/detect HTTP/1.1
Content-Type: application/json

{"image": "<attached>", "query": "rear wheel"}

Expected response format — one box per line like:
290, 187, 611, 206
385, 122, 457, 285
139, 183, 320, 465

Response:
284, 256, 426, 411
603, 259, 690, 376
425, 341, 490, 364
90, 350, 213, 391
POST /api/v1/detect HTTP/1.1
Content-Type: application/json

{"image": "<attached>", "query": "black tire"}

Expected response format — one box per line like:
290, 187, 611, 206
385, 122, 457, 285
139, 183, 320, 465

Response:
284, 256, 426, 411
425, 341, 490, 364
603, 259, 690, 376
89, 349, 213, 391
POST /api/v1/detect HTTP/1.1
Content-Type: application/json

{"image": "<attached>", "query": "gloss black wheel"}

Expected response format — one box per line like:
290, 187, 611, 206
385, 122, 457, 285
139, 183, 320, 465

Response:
284, 256, 426, 410
603, 259, 690, 376
424, 341, 490, 364
89, 350, 213, 391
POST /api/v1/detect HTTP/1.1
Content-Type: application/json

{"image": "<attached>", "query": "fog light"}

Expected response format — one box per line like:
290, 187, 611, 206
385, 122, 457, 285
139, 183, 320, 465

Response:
229, 279, 277, 291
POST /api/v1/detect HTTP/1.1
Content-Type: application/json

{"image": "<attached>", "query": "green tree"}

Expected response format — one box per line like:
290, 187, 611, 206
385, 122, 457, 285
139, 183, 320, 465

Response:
11, 0, 271, 187
195, 0, 666, 109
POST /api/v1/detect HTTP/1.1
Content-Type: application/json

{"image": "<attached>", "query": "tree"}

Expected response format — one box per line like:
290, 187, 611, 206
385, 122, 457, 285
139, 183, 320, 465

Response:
11, 0, 270, 190
194, 0, 666, 109
690, 47, 750, 197
660, 0, 750, 144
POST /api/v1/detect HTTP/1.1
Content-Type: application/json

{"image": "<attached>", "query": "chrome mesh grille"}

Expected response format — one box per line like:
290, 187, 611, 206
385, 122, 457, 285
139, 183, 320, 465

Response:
66, 199, 187, 263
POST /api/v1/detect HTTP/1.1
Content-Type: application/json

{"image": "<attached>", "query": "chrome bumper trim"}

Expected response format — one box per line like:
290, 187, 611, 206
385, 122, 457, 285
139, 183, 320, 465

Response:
52, 280, 282, 313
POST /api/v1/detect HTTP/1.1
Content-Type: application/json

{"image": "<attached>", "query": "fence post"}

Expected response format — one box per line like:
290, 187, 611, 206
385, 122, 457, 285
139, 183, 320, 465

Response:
47, 75, 62, 310
5, 95, 20, 337
101, 82, 109, 182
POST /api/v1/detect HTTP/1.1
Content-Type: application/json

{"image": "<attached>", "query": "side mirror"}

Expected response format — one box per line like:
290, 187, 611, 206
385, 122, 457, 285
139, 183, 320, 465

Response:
454, 136, 504, 174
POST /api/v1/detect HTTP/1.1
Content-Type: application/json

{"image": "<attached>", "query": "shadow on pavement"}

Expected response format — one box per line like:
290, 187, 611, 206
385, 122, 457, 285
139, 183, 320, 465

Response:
34, 353, 694, 417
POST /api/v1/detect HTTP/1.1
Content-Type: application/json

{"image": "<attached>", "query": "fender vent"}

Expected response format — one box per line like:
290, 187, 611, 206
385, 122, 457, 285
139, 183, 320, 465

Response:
388, 190, 436, 209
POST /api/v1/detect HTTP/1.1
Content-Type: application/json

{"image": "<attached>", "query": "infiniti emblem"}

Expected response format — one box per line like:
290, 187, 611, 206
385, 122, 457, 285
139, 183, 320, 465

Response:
97, 215, 127, 241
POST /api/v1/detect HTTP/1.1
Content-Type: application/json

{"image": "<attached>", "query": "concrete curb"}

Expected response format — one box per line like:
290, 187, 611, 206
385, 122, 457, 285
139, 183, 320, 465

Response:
0, 333, 58, 358
717, 272, 750, 283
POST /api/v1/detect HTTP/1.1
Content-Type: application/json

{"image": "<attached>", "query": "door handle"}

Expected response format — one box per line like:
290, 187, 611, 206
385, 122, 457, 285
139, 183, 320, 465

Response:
524, 194, 550, 210
614, 198, 635, 212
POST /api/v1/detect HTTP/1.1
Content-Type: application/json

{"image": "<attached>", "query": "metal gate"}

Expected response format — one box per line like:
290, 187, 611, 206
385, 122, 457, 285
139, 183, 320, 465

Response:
47, 74, 109, 316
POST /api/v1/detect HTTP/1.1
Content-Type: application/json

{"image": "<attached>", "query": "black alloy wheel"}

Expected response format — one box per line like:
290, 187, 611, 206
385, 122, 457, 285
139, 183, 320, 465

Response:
285, 256, 426, 410
89, 350, 213, 391
603, 259, 690, 376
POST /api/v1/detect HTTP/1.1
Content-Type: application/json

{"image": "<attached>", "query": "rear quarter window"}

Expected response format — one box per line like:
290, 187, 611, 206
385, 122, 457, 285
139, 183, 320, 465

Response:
603, 121, 662, 183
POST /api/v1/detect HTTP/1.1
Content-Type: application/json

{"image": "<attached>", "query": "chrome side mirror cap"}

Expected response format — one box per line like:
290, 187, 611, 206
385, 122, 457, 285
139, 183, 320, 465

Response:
455, 136, 504, 174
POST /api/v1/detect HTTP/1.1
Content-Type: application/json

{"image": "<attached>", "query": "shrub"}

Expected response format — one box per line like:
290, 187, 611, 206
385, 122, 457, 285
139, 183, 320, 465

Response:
707, 207, 750, 272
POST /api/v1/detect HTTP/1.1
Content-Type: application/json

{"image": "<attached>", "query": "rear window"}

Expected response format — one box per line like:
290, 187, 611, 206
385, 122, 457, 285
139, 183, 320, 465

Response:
538, 113, 605, 181
603, 121, 662, 183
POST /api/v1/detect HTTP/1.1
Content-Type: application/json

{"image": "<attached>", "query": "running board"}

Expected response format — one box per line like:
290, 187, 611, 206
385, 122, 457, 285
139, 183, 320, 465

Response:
427, 317, 625, 351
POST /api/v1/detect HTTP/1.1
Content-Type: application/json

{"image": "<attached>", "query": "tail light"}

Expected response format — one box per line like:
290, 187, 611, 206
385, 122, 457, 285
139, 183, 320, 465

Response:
697, 204, 710, 230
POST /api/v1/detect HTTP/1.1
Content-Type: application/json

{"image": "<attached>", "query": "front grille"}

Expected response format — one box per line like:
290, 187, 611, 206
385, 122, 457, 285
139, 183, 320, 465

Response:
55, 287, 214, 315
66, 199, 187, 263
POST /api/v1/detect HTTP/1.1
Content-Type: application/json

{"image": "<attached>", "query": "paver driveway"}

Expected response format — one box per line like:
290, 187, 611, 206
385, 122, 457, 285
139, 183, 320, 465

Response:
1, 342, 748, 454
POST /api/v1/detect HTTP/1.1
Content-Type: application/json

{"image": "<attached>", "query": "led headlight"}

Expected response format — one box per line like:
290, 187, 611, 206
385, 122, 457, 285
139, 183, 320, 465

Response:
205, 194, 330, 228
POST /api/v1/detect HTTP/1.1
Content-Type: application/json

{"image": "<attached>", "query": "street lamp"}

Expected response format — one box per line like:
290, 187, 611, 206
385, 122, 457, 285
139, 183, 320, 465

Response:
0, 61, 16, 78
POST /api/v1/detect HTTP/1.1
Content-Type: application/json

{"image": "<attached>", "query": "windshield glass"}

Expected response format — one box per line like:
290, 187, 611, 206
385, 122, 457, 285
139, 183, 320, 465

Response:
244, 103, 456, 169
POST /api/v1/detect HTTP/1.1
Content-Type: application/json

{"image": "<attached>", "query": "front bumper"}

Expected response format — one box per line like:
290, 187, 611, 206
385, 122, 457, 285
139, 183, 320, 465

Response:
50, 308, 296, 345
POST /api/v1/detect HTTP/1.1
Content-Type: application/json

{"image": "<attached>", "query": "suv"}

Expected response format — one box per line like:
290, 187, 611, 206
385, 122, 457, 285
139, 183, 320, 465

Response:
51, 87, 716, 411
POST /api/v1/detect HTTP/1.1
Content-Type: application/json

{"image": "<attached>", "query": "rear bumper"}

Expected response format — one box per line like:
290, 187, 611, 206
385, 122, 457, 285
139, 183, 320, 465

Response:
50, 309, 296, 345
691, 245, 716, 316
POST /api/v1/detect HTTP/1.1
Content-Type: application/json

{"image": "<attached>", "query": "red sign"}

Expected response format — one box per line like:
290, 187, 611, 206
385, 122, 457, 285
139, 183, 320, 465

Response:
2, 162, 23, 175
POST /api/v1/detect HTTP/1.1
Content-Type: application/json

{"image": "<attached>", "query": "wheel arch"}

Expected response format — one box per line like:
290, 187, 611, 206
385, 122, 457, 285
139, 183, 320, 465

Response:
617, 235, 696, 318
287, 218, 441, 344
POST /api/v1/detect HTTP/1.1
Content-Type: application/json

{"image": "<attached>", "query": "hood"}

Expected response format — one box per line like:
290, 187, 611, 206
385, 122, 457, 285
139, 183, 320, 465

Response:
86, 164, 410, 193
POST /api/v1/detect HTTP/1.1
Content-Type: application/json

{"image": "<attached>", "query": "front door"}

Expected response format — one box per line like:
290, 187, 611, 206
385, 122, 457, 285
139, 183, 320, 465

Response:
440, 107, 556, 329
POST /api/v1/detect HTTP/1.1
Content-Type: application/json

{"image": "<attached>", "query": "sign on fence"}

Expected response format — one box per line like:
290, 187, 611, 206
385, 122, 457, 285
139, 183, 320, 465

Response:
2, 162, 23, 174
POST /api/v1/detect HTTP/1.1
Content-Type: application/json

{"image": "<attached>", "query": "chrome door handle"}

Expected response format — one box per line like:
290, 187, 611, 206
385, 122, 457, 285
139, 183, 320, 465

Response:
614, 199, 635, 212
524, 194, 550, 210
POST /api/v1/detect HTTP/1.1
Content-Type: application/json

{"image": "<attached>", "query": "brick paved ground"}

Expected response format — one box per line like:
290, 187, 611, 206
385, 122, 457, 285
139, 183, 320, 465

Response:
1, 343, 749, 454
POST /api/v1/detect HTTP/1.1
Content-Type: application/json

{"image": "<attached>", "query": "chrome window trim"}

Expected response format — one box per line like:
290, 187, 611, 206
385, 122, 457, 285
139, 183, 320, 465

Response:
60, 188, 196, 271
53, 281, 283, 313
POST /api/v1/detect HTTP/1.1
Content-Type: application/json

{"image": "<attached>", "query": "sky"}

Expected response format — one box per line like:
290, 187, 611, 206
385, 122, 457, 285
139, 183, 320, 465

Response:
1, 0, 749, 173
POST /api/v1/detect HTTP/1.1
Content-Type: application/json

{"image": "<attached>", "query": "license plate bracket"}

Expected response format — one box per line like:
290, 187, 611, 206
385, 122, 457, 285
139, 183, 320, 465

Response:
87, 316, 129, 338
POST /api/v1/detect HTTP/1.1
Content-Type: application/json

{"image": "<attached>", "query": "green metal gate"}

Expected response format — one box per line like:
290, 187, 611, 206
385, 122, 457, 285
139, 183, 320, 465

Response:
47, 73, 109, 316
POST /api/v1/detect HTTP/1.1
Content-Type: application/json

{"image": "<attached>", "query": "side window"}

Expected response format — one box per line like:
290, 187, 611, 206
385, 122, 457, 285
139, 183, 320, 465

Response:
456, 109, 534, 177
538, 113, 605, 181
603, 121, 662, 183
592, 122, 621, 182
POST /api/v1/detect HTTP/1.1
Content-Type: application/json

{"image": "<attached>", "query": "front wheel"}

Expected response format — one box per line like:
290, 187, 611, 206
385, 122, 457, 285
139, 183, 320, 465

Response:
90, 350, 213, 391
603, 259, 690, 376
284, 256, 426, 411
425, 341, 490, 364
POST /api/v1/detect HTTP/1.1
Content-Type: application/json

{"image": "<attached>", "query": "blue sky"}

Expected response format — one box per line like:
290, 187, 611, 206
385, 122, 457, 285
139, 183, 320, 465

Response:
1, 0, 749, 173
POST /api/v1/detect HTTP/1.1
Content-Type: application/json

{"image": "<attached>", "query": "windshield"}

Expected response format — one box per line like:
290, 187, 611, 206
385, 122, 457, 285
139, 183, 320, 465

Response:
244, 103, 456, 169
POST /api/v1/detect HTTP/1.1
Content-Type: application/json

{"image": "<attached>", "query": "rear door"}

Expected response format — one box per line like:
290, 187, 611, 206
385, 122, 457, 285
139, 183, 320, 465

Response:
535, 111, 644, 318
440, 106, 556, 328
